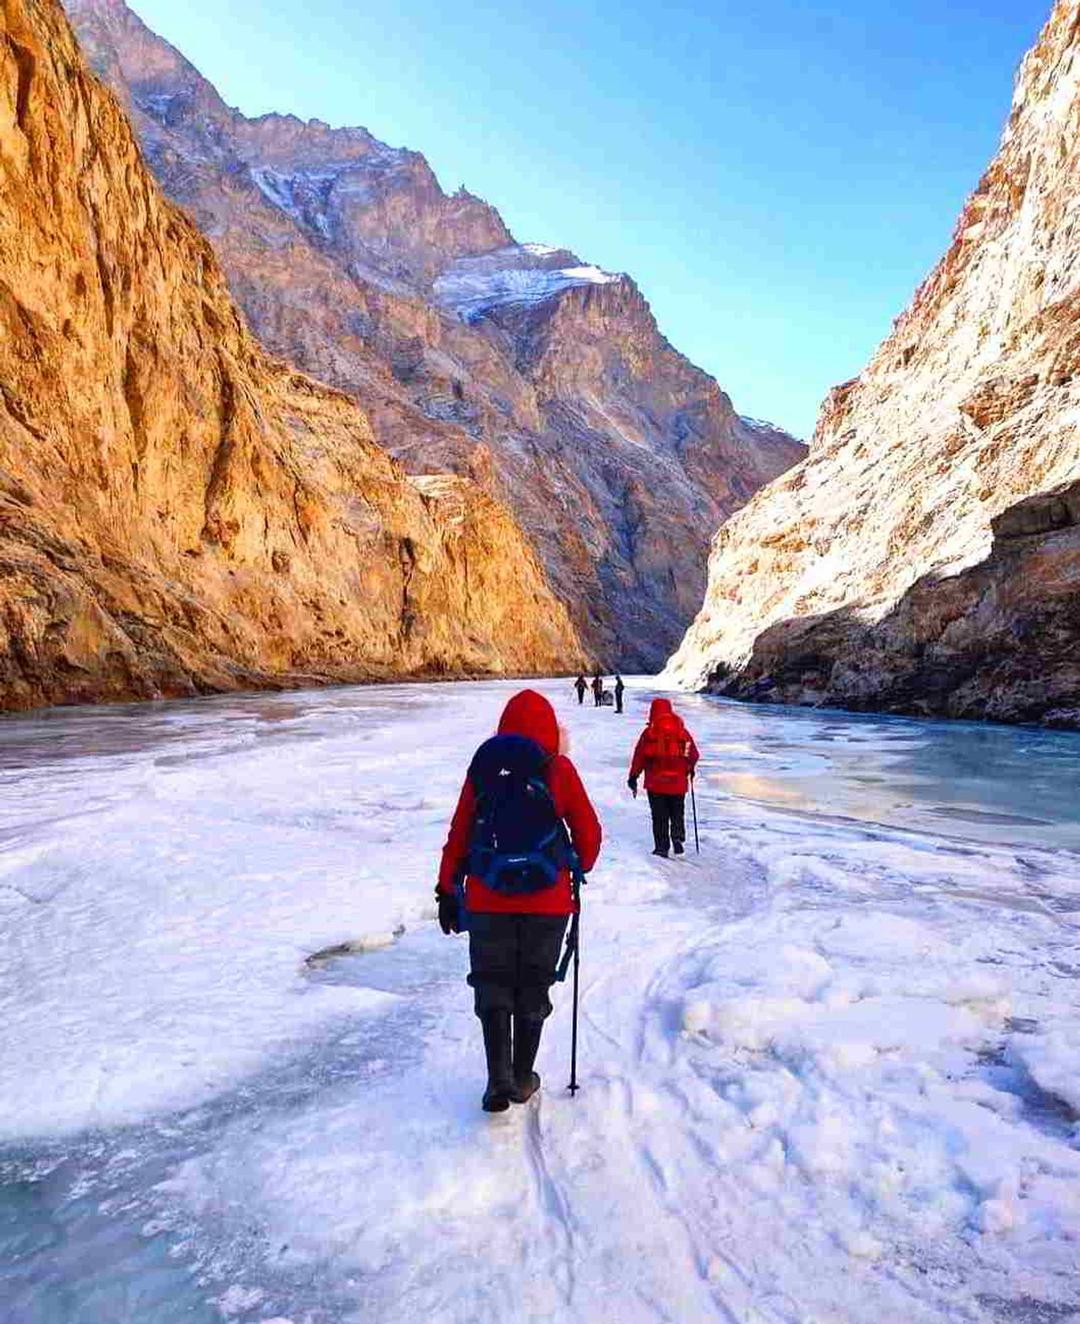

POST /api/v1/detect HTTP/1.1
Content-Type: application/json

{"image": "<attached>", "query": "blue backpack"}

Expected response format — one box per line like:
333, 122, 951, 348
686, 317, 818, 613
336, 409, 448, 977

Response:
465, 734, 571, 897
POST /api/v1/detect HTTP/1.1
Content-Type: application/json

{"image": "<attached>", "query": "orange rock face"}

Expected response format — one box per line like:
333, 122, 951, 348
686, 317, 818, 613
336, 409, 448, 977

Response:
669, 0, 1080, 725
0, 0, 585, 710
65, 0, 804, 669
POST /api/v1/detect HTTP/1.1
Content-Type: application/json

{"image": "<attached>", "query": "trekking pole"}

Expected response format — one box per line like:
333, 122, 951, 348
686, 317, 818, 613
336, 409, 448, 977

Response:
691, 778, 700, 854
568, 921, 581, 1095
566, 869, 582, 1095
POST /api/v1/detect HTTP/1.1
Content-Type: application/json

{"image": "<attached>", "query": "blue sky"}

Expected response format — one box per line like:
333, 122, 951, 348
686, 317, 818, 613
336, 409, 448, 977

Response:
126, 0, 1048, 437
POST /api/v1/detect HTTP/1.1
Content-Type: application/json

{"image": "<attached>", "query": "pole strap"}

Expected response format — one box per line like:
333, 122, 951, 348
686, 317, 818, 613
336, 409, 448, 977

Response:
554, 854, 585, 983
555, 911, 579, 983
454, 872, 471, 933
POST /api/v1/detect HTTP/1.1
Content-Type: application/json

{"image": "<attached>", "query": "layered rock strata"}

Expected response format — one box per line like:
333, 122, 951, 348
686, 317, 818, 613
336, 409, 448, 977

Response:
723, 481, 1080, 725
65, 0, 804, 669
0, 0, 584, 710
669, 0, 1080, 725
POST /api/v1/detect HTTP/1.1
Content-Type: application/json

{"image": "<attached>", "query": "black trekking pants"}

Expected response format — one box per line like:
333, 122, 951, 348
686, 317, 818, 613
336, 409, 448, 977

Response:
615, 692, 624, 713
468, 913, 569, 1017
648, 791, 686, 853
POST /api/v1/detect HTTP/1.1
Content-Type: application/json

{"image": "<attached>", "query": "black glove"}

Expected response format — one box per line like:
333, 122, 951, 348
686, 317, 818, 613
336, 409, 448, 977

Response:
437, 890, 460, 935
627, 776, 638, 799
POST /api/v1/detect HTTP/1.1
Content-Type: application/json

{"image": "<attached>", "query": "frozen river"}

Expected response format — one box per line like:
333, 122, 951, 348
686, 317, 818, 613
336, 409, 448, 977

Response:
1, 679, 1079, 1323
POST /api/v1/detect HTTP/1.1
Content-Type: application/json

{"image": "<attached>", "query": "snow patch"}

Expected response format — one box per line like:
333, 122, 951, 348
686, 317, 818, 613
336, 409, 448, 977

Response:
1013, 1022, 1080, 1114
135, 91, 184, 119
249, 151, 408, 237
217, 1284, 265, 1315
434, 244, 621, 321
250, 166, 342, 236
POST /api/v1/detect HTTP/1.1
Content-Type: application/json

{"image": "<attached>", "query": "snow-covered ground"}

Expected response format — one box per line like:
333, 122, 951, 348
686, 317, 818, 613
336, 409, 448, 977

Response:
2, 680, 1079, 1324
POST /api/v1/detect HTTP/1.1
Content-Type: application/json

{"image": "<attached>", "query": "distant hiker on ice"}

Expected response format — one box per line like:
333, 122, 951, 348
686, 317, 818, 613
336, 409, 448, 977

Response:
592, 672, 604, 707
438, 690, 602, 1112
627, 698, 699, 858
613, 675, 625, 714
574, 674, 587, 705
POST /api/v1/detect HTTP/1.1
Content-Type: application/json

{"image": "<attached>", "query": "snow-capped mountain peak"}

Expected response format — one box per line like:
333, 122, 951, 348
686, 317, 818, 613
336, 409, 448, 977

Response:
433, 244, 622, 321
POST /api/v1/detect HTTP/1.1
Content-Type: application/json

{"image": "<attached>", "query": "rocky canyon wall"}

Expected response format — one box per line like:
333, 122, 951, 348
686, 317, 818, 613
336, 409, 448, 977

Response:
65, 0, 804, 670
0, 0, 584, 710
668, 0, 1080, 726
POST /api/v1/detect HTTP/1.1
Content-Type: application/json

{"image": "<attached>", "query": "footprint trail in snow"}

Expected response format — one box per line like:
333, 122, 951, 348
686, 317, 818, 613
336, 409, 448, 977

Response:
1, 679, 1079, 1323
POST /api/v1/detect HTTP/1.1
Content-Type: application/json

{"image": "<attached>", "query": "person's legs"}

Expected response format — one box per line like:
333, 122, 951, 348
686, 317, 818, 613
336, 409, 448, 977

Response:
515, 914, 568, 1018
647, 791, 670, 855
512, 914, 569, 1102
670, 794, 687, 853
468, 913, 517, 1015
468, 913, 517, 1111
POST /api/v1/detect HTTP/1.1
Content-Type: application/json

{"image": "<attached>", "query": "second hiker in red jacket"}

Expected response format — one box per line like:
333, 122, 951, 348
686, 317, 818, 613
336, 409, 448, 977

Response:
628, 697, 699, 858
439, 689, 601, 1112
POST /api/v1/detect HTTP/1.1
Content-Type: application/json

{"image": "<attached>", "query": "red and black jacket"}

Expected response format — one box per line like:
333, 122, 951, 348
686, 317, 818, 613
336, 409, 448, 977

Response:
439, 690, 602, 916
629, 698, 700, 796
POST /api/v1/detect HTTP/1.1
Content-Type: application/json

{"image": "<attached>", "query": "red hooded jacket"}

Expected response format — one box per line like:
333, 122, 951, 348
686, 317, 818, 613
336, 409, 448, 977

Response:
439, 690, 602, 915
629, 698, 700, 796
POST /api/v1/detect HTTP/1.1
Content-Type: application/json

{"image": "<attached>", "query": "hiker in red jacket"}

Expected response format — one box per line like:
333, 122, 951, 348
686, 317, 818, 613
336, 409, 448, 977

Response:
438, 689, 602, 1112
628, 697, 699, 858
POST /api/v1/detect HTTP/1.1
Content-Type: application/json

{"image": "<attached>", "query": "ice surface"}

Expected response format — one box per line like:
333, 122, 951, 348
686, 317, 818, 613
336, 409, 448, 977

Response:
0, 686, 494, 1137
2, 682, 1079, 1323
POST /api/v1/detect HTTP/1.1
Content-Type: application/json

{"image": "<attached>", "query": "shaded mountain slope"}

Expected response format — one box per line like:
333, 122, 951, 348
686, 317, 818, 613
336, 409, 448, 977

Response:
0, 0, 583, 710
66, 0, 804, 669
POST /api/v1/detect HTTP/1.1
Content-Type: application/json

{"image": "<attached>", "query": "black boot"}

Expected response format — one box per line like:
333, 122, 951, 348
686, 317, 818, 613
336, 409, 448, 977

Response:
510, 1014, 545, 1104
480, 1010, 513, 1112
